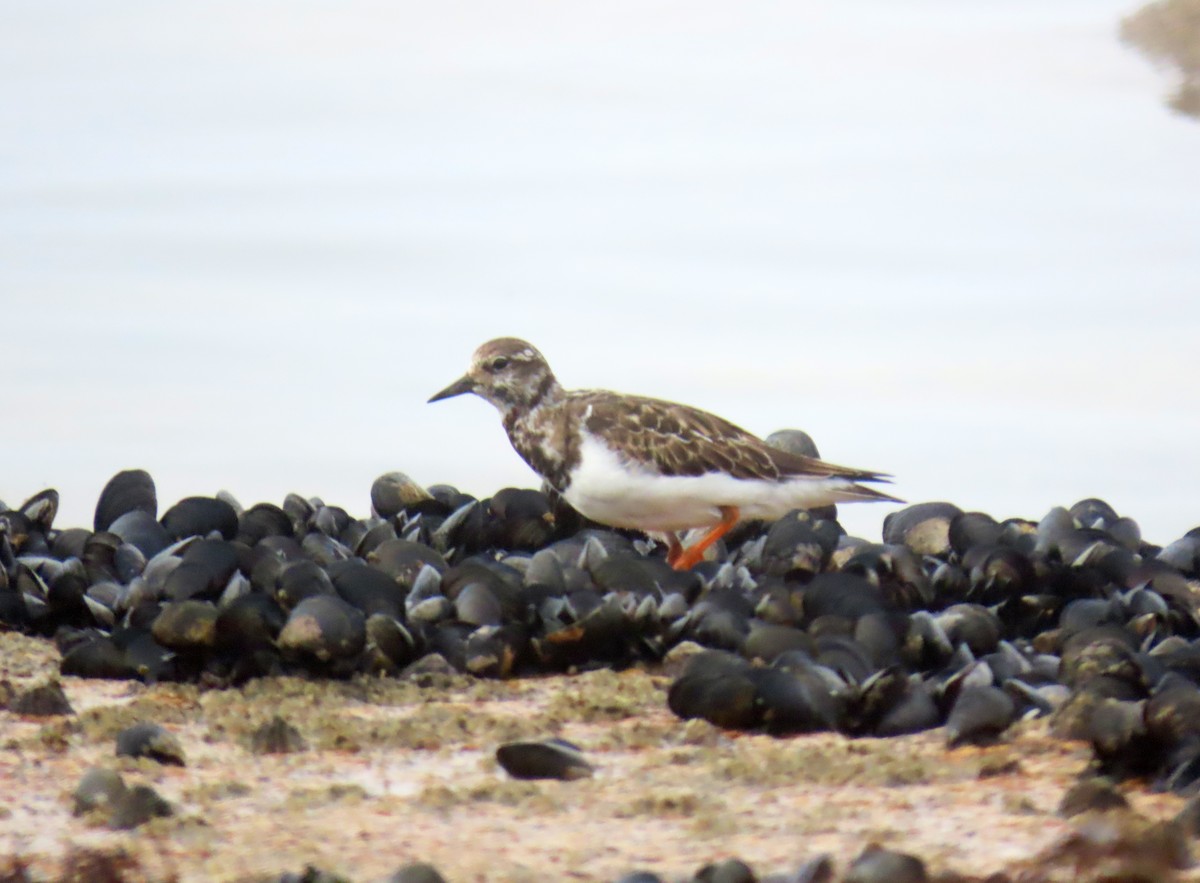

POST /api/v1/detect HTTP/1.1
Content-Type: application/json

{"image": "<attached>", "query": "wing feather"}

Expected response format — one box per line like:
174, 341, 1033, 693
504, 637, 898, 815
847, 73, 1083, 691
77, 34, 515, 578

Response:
573, 391, 890, 485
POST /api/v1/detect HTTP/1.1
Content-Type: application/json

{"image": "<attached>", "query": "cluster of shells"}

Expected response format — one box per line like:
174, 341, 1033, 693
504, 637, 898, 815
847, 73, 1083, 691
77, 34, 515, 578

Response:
3, 468, 1200, 798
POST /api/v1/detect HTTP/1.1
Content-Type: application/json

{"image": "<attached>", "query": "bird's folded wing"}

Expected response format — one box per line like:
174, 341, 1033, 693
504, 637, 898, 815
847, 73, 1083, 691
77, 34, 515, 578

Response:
576, 391, 886, 483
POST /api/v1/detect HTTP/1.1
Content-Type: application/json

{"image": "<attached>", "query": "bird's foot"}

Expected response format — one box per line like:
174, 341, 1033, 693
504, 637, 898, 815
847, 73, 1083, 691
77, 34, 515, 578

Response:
671, 506, 740, 570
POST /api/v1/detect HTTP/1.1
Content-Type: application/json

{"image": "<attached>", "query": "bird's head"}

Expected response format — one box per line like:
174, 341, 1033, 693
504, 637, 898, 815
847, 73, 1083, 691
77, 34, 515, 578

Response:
428, 337, 561, 416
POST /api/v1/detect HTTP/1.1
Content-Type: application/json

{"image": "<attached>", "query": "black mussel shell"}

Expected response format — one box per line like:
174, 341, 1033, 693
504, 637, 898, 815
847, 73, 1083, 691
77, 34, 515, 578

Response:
1059, 626, 1145, 692
109, 784, 173, 830
371, 472, 433, 519
365, 613, 419, 670
95, 469, 157, 533
487, 487, 557, 551
109, 510, 172, 559
20, 489, 58, 533
750, 665, 837, 735
1058, 776, 1129, 817
844, 845, 927, 883
215, 592, 286, 654
386, 863, 448, 883
765, 428, 821, 458
935, 604, 1001, 656
277, 595, 366, 663
465, 624, 527, 678
882, 501, 962, 557
9, 680, 74, 716
73, 768, 127, 817
801, 572, 887, 621
945, 684, 1017, 746
454, 582, 504, 628
249, 716, 307, 754
164, 539, 239, 602
667, 650, 762, 729
329, 559, 405, 619
60, 636, 135, 680
161, 496, 239, 541
495, 738, 593, 780
275, 559, 335, 609
1070, 498, 1120, 531
369, 539, 448, 590
948, 511, 1003, 556
151, 600, 218, 652
760, 510, 839, 576
742, 623, 817, 664
115, 721, 185, 765
282, 493, 316, 536
693, 857, 756, 883
238, 503, 294, 545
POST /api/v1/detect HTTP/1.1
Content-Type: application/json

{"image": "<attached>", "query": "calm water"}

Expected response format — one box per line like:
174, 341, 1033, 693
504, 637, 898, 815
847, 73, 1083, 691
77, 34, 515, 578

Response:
2, 1, 1198, 543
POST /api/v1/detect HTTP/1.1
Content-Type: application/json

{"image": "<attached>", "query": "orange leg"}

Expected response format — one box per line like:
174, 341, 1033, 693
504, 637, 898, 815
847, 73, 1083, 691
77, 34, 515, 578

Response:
671, 506, 740, 571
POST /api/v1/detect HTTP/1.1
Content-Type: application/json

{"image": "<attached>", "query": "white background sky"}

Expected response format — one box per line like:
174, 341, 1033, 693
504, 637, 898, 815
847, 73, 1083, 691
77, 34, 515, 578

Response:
1, 1, 1197, 544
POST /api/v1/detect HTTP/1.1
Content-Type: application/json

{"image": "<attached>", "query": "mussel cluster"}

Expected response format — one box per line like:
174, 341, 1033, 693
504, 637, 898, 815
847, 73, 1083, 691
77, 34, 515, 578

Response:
2, 470, 1200, 791
667, 499, 1200, 794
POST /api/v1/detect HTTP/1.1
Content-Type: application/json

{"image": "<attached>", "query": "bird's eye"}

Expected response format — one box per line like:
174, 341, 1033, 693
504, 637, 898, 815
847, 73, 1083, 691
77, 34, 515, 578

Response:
490, 357, 510, 371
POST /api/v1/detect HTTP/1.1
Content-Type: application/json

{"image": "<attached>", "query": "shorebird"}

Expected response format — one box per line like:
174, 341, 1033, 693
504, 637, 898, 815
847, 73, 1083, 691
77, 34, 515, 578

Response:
428, 337, 899, 570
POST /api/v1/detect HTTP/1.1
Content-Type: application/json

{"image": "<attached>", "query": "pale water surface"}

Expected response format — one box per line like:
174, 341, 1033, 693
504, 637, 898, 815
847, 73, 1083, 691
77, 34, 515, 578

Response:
1, 1, 1197, 543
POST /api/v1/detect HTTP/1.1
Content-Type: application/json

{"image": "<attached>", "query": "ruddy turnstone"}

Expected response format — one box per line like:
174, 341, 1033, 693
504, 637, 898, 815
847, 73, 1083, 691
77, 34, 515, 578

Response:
429, 337, 900, 570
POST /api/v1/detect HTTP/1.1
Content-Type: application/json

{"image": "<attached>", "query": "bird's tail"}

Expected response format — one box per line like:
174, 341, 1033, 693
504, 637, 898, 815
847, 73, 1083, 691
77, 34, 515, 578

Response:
832, 480, 904, 505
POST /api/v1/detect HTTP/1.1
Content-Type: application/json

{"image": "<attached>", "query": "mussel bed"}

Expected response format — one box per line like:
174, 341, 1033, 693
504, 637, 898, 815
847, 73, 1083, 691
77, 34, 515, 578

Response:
2, 470, 1200, 879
